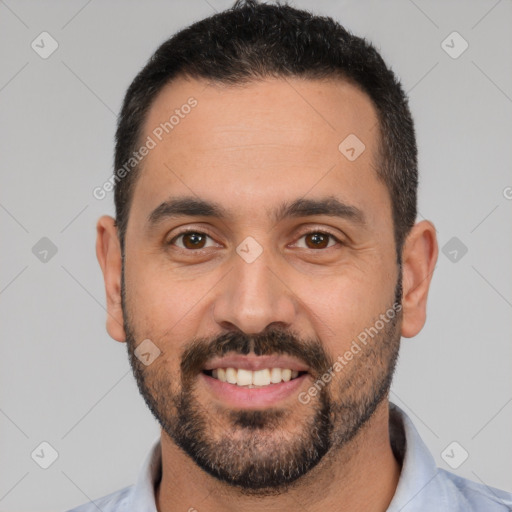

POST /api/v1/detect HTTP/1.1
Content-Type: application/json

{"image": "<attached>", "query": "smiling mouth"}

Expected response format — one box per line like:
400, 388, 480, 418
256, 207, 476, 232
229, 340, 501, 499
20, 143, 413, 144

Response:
202, 368, 308, 388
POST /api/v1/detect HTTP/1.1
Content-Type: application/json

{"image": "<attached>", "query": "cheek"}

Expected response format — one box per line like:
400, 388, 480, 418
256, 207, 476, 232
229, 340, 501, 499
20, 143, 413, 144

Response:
126, 252, 193, 320
297, 264, 396, 356
124, 260, 216, 359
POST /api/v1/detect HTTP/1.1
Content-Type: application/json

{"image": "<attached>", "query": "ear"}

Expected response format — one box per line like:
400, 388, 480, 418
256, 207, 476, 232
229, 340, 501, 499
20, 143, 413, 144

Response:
96, 215, 126, 342
400, 220, 438, 338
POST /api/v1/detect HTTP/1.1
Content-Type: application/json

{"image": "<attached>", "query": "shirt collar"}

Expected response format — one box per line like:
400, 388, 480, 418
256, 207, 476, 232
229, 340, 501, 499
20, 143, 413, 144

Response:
129, 434, 161, 511
386, 402, 440, 511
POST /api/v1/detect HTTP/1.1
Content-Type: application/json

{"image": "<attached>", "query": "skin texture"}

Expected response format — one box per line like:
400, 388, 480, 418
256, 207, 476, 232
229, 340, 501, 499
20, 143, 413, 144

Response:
96, 76, 438, 512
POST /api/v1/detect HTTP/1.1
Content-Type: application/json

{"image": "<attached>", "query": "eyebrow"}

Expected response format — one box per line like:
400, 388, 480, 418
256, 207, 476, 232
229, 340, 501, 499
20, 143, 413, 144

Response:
146, 195, 366, 228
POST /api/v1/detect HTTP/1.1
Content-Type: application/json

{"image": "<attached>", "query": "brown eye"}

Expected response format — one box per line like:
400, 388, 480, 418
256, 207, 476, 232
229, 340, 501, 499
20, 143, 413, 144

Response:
305, 232, 330, 249
182, 232, 206, 249
294, 231, 340, 250
170, 231, 215, 250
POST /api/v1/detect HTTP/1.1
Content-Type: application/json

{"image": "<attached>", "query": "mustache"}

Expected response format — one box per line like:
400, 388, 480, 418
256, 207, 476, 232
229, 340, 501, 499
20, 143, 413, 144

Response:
180, 326, 333, 382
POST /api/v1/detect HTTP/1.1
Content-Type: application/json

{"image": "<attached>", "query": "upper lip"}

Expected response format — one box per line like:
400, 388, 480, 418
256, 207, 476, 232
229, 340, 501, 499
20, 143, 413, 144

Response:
203, 353, 309, 372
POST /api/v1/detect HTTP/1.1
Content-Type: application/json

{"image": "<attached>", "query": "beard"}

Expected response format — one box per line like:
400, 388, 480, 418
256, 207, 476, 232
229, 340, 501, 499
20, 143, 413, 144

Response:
122, 268, 403, 494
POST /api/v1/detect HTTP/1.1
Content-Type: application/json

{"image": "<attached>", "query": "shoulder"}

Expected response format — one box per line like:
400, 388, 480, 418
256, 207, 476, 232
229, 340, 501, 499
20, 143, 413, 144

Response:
65, 484, 134, 512
437, 468, 512, 511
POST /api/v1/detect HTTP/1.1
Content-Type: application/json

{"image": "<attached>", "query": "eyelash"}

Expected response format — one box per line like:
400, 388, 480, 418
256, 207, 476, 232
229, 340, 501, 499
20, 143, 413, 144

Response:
167, 228, 343, 251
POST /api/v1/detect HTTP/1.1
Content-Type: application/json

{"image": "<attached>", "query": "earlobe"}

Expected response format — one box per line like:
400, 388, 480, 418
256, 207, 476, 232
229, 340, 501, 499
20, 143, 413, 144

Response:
400, 220, 438, 338
96, 215, 126, 342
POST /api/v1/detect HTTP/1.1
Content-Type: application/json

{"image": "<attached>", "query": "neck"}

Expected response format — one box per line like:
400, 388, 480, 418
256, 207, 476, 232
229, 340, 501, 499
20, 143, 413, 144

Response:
156, 399, 401, 512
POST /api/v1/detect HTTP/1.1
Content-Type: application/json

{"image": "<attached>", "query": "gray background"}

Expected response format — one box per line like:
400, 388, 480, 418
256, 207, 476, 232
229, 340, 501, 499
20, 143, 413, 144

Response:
1, 0, 511, 510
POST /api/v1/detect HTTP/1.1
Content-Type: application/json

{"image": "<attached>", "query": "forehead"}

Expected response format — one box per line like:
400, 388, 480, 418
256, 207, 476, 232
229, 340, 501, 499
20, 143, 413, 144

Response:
130, 75, 387, 230
143, 75, 378, 157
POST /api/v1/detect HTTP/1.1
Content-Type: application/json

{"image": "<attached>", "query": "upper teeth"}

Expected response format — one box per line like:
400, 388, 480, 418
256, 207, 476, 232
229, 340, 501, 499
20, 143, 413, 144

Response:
211, 368, 300, 387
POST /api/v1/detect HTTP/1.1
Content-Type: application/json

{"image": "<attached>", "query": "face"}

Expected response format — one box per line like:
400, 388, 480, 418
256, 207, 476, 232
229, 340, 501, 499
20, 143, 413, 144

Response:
120, 77, 403, 491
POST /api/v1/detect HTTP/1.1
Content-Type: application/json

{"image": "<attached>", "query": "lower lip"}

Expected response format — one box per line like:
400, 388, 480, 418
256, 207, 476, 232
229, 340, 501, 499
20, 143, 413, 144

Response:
200, 372, 309, 408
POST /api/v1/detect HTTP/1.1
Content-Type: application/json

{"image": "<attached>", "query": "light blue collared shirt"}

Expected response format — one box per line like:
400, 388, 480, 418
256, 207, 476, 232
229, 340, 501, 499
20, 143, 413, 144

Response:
67, 403, 512, 511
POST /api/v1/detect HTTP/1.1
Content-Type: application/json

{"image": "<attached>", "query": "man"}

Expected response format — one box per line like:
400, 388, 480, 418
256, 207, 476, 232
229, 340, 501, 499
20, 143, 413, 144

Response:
69, 1, 512, 510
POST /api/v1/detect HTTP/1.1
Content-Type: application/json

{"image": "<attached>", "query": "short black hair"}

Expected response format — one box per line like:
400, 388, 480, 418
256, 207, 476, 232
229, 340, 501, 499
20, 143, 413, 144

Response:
114, 0, 417, 257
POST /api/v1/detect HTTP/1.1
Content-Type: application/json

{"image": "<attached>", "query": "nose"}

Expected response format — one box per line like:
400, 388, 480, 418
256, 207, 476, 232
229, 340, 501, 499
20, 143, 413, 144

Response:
212, 246, 298, 335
